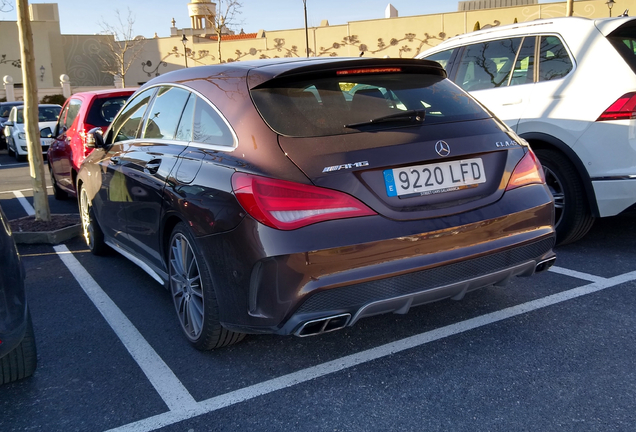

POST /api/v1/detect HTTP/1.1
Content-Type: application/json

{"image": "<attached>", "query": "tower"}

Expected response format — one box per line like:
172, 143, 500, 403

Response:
188, 0, 216, 31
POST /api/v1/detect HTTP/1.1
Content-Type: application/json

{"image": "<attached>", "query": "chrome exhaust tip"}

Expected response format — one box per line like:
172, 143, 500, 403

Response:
294, 314, 351, 337
535, 256, 556, 273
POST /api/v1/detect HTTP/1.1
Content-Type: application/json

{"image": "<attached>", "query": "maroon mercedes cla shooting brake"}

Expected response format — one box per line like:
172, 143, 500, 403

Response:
77, 57, 556, 350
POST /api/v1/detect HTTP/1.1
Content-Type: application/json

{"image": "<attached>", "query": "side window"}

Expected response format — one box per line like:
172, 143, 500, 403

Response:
424, 49, 455, 70
56, 102, 70, 135
538, 36, 573, 82
111, 88, 156, 143
175, 94, 195, 142
455, 38, 523, 91
510, 36, 536, 86
142, 86, 191, 140
65, 99, 82, 129
192, 97, 234, 147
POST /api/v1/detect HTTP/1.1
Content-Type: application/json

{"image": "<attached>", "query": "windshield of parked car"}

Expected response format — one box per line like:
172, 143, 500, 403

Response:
0, 104, 21, 118
250, 72, 489, 137
15, 106, 61, 124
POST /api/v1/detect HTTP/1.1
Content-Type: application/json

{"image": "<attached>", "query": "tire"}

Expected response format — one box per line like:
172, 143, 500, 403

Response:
168, 222, 245, 350
0, 310, 37, 385
535, 149, 595, 246
7, 138, 14, 157
50, 165, 69, 200
15, 149, 25, 162
79, 185, 108, 255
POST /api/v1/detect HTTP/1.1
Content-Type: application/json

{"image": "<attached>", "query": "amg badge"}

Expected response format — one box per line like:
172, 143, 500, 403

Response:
322, 161, 370, 173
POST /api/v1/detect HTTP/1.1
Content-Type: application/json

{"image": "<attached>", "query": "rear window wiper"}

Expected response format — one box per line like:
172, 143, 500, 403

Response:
344, 110, 426, 129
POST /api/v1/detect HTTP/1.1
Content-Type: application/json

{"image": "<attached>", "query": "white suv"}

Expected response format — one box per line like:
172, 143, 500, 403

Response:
418, 16, 636, 245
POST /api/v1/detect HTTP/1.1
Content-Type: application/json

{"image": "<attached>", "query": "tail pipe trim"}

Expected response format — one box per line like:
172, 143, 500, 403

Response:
294, 313, 351, 337
535, 256, 556, 273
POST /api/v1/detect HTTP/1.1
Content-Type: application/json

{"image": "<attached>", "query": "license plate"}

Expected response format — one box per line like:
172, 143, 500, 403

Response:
384, 158, 486, 198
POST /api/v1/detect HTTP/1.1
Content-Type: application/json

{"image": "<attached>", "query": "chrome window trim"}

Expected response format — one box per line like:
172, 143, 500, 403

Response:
122, 137, 237, 153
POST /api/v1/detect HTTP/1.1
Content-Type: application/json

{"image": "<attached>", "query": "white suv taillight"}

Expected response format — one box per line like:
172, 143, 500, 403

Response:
597, 92, 636, 121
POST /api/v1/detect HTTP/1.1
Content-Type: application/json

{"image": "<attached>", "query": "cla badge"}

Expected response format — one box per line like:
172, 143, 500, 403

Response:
435, 140, 451, 157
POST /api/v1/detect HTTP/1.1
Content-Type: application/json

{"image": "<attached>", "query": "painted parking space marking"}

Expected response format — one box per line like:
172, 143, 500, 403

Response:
548, 266, 607, 283
13, 190, 35, 216
89, 265, 634, 432
0, 187, 51, 195
53, 245, 198, 412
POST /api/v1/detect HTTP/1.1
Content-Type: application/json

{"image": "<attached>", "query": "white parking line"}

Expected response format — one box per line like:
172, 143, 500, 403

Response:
0, 187, 51, 195
548, 266, 607, 283
53, 245, 198, 412
13, 191, 35, 216
101, 266, 636, 432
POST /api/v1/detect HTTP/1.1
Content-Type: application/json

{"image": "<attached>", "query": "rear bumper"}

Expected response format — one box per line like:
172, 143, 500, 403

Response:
592, 178, 636, 217
284, 238, 555, 336
196, 184, 555, 335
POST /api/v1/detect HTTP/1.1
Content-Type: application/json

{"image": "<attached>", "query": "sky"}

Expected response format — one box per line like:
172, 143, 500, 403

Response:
1, 0, 563, 38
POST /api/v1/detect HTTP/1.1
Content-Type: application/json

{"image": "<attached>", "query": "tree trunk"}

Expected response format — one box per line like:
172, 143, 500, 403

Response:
217, 31, 222, 63
16, 0, 50, 222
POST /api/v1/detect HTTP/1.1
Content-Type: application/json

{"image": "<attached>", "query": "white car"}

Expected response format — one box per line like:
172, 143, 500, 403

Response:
418, 16, 636, 245
4, 104, 61, 162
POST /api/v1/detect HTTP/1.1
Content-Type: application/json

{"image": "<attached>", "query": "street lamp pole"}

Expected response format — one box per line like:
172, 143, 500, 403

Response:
606, 0, 615, 17
181, 34, 189, 68
303, 0, 309, 57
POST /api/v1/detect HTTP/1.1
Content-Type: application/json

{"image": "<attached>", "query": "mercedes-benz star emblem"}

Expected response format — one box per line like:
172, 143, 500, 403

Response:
435, 140, 451, 157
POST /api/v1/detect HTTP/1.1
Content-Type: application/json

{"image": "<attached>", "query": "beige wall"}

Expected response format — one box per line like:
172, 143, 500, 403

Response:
0, 20, 66, 89
2, 0, 634, 94
124, 0, 629, 87
62, 34, 117, 87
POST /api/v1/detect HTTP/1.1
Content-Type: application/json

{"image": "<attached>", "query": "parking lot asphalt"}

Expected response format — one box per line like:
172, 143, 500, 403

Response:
2, 152, 636, 431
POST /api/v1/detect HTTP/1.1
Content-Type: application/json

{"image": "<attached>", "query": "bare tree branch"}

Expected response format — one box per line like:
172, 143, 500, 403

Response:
98, 8, 146, 87
198, 0, 242, 63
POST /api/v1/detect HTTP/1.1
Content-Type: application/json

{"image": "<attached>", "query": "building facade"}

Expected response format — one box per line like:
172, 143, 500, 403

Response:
0, 0, 631, 99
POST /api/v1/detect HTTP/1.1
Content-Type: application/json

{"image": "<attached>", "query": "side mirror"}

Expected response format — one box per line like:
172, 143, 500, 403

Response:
4, 121, 13, 127
40, 127, 53, 138
86, 127, 104, 149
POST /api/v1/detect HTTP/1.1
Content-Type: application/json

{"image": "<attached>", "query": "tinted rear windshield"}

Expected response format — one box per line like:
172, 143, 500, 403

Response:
250, 73, 489, 137
607, 21, 636, 74
87, 96, 129, 127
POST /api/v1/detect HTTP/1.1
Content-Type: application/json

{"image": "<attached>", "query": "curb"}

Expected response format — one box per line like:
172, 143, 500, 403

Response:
13, 223, 81, 245
12, 213, 82, 245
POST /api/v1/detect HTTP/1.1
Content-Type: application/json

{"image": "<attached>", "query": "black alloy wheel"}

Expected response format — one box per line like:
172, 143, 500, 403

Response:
79, 186, 107, 255
535, 148, 595, 245
168, 222, 245, 350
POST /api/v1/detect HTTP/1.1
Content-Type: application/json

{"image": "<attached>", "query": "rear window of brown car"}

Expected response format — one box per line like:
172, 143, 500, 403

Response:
250, 72, 489, 137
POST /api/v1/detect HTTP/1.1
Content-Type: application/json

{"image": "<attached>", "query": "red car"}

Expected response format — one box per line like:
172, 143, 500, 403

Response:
48, 89, 134, 199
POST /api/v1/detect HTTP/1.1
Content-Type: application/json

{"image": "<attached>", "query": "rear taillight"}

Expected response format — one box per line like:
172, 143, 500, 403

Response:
505, 150, 545, 191
597, 92, 636, 121
232, 173, 376, 230
81, 124, 98, 155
